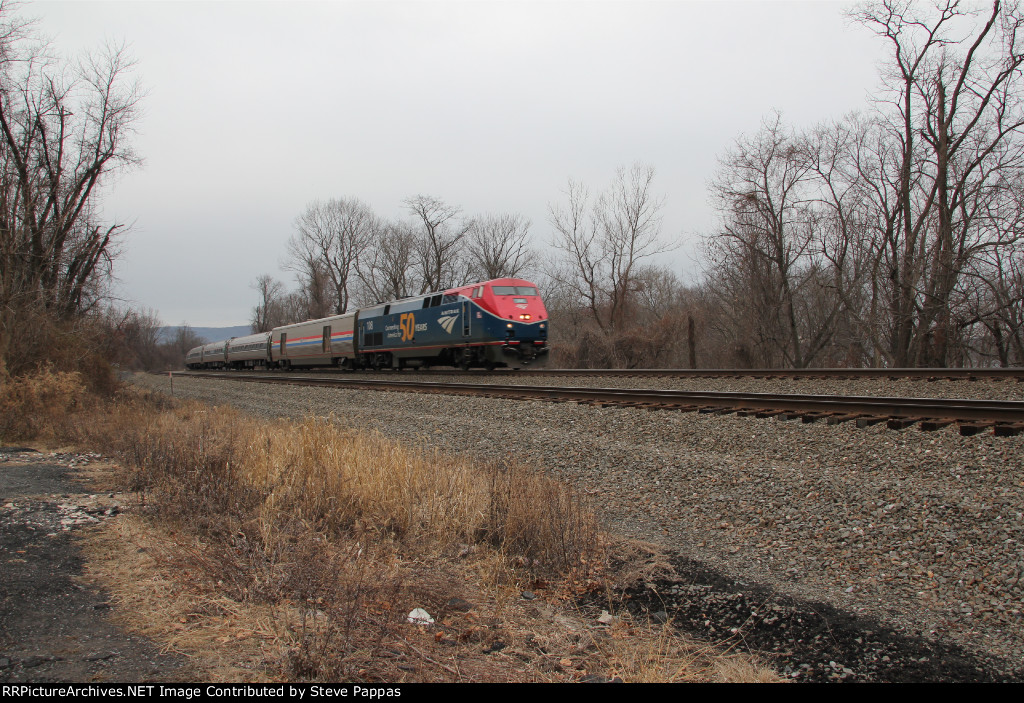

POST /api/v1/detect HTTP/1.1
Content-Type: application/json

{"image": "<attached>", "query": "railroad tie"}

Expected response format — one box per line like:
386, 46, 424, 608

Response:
958, 423, 992, 436
856, 416, 889, 428
886, 417, 924, 430
919, 419, 955, 431
826, 414, 866, 425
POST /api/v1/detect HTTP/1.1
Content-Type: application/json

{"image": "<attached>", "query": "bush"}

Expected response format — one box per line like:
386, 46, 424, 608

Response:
1, 305, 119, 396
0, 366, 89, 441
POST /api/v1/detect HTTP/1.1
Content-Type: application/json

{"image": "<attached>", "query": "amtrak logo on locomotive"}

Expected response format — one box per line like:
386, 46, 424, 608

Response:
438, 311, 460, 334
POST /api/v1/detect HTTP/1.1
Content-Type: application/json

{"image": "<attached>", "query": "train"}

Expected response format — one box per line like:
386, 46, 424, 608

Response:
185, 277, 550, 371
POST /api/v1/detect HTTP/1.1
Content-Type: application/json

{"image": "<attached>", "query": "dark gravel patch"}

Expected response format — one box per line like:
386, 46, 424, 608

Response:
610, 555, 1023, 683
0, 448, 193, 683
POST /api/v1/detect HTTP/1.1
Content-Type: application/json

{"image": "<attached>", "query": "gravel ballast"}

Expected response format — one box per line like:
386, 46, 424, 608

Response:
134, 372, 1024, 679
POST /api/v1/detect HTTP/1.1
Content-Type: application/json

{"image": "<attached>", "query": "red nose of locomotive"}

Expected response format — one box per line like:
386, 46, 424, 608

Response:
483, 279, 549, 364
486, 280, 548, 322
449, 278, 549, 322
446, 278, 550, 366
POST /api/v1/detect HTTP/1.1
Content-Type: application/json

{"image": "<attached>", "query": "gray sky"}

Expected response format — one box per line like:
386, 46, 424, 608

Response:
36, 0, 885, 326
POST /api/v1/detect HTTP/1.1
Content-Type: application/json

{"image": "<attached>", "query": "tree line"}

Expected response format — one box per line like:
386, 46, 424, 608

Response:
702, 0, 1024, 368
255, 1, 1024, 370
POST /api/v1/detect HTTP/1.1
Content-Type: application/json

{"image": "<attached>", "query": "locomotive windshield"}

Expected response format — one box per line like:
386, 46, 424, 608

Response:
492, 286, 538, 296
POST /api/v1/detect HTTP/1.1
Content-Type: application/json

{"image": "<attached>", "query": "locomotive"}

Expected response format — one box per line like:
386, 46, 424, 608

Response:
185, 277, 550, 371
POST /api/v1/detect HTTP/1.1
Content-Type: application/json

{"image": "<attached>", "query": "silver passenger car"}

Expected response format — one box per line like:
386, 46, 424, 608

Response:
185, 345, 204, 369
226, 332, 272, 369
199, 340, 228, 369
271, 312, 357, 369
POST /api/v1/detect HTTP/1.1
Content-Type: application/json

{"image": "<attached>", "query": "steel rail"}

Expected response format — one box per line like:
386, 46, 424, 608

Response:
404, 367, 1024, 379
177, 371, 1024, 425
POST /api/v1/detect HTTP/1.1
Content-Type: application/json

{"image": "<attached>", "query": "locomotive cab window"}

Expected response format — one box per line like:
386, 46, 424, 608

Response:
492, 286, 539, 296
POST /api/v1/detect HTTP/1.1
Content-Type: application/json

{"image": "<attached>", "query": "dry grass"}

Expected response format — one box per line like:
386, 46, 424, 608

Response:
593, 619, 782, 683
70, 390, 606, 579
63, 385, 611, 680
7, 372, 783, 682
0, 365, 90, 440
80, 515, 279, 681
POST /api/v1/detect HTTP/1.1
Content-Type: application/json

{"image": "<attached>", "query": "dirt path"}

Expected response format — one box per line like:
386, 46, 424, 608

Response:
0, 447, 192, 683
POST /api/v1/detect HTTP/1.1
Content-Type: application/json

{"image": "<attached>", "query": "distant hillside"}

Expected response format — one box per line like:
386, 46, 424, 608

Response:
158, 325, 252, 345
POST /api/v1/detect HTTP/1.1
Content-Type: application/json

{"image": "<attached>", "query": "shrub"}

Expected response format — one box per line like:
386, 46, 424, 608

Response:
0, 366, 88, 441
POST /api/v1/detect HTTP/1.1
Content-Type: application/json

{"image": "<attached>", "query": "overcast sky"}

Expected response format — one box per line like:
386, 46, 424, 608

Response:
35, 0, 886, 327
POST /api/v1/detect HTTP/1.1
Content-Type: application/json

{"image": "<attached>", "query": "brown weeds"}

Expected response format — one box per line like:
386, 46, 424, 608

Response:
57, 387, 606, 679
78, 397, 604, 579
0, 365, 89, 440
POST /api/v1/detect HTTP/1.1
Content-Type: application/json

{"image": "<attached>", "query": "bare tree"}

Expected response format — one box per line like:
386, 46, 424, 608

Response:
958, 178, 1024, 365
170, 323, 205, 361
704, 115, 846, 368
803, 115, 891, 366
548, 163, 672, 331
250, 274, 284, 333
288, 198, 377, 314
356, 220, 419, 304
298, 257, 335, 320
465, 213, 536, 280
0, 3, 142, 371
405, 195, 470, 293
851, 0, 1024, 366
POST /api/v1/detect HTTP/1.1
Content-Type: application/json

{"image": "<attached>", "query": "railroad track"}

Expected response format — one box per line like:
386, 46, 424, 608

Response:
176, 371, 1024, 436
402, 367, 1024, 379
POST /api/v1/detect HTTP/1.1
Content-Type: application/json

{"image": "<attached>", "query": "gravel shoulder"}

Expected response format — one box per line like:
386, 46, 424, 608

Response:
0, 448, 193, 683
136, 373, 1024, 680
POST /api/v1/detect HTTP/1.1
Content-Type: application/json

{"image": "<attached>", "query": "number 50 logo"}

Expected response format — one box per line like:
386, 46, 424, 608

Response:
400, 313, 416, 342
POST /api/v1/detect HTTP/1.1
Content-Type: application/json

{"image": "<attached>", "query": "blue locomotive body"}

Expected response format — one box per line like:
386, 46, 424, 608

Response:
357, 285, 548, 370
